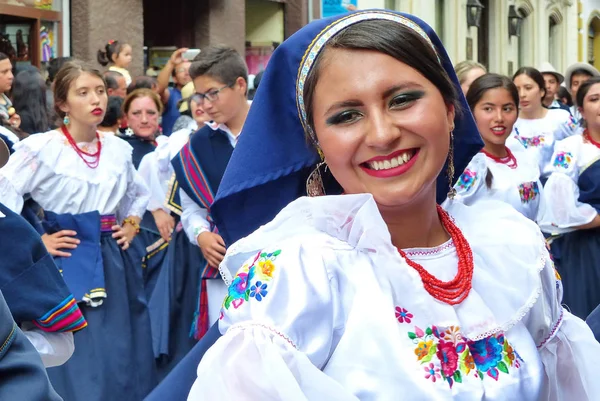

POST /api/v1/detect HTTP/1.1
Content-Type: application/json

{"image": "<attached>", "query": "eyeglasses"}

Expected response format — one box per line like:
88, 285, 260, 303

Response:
191, 84, 232, 105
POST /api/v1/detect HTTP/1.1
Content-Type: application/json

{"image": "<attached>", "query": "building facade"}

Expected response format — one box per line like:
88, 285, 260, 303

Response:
314, 0, 595, 77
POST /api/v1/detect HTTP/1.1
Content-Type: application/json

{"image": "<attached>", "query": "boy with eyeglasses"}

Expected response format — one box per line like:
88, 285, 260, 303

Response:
168, 45, 250, 341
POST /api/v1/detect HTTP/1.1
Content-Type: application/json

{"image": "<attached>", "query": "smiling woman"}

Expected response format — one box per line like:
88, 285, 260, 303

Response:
451, 73, 545, 222
186, 11, 600, 401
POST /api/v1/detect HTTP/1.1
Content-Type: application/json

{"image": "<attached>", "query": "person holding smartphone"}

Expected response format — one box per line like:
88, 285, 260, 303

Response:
156, 48, 194, 136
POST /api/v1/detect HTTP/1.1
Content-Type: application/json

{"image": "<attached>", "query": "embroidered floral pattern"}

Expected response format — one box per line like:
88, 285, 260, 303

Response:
514, 134, 546, 149
518, 181, 539, 203
424, 363, 441, 382
221, 250, 282, 315
408, 324, 521, 388
457, 169, 477, 191
395, 307, 413, 324
552, 151, 573, 169
567, 116, 578, 130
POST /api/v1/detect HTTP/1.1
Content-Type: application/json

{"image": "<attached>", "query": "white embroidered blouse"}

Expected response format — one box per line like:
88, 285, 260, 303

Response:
188, 194, 600, 401
0, 130, 149, 218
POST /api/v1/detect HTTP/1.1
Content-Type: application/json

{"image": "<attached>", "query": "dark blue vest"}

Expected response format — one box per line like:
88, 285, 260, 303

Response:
578, 158, 600, 213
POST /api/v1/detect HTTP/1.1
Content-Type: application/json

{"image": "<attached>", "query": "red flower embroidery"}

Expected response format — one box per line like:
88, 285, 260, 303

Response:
436, 340, 459, 377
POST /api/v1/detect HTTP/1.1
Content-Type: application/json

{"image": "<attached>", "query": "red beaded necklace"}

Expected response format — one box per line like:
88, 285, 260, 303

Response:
60, 125, 102, 169
397, 205, 474, 305
481, 147, 518, 169
584, 129, 600, 150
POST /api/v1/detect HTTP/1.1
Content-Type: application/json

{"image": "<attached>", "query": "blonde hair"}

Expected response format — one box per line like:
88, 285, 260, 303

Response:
123, 88, 164, 115
454, 61, 487, 84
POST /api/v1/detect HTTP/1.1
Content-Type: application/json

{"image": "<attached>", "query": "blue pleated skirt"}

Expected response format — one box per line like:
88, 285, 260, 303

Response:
148, 228, 204, 381
47, 234, 157, 401
551, 227, 600, 319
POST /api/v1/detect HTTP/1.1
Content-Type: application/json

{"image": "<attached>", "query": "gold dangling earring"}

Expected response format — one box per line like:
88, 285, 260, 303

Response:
446, 130, 456, 200
306, 147, 327, 197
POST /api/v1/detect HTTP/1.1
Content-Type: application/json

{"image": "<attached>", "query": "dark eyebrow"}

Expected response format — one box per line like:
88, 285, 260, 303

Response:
382, 83, 424, 98
325, 100, 363, 115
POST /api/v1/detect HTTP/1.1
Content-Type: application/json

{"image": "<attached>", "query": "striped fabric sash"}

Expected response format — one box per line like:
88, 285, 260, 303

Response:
33, 295, 87, 333
178, 142, 214, 211
100, 215, 117, 233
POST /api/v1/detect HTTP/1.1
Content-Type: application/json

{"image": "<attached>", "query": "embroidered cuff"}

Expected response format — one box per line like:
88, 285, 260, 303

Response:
33, 295, 87, 333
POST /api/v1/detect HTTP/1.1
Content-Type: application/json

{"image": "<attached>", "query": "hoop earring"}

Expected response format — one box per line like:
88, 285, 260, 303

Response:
306, 146, 327, 197
63, 113, 70, 126
306, 161, 327, 197
446, 130, 456, 200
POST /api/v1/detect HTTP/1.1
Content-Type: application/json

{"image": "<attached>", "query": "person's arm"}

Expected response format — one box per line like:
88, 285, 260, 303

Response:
157, 48, 188, 104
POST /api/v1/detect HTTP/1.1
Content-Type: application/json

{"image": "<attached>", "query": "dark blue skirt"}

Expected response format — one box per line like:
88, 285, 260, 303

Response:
551, 227, 600, 319
148, 229, 204, 381
47, 235, 157, 401
133, 211, 169, 300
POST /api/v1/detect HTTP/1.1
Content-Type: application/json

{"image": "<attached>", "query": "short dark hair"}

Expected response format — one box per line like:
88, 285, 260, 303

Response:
570, 68, 594, 87
557, 86, 573, 107
127, 76, 156, 94
47, 57, 72, 83
513, 67, 546, 100
466, 73, 519, 111
0, 52, 9, 62
103, 70, 123, 90
303, 19, 459, 136
189, 45, 248, 91
100, 96, 124, 127
576, 76, 600, 109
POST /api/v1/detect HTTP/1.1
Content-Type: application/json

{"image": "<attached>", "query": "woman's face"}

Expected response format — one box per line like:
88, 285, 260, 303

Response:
472, 87, 518, 147
127, 96, 159, 139
460, 67, 486, 95
59, 72, 107, 127
513, 74, 544, 114
311, 48, 454, 209
190, 98, 210, 126
580, 83, 600, 130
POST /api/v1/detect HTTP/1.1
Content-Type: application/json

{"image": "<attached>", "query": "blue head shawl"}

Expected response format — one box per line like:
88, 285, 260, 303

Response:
212, 10, 483, 246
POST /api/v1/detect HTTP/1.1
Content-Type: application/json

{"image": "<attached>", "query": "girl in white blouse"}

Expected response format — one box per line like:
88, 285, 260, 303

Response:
453, 73, 544, 222
508, 67, 580, 181
0, 61, 156, 401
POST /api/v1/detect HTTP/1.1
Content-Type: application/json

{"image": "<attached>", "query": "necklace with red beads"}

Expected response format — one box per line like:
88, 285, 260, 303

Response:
60, 125, 102, 169
397, 205, 474, 305
481, 147, 518, 169
584, 129, 600, 150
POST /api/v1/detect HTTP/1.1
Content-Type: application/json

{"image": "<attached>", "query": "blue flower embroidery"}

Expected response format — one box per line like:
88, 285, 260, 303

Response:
250, 281, 268, 302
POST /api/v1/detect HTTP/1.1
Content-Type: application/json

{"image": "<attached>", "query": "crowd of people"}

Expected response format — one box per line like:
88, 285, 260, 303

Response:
0, 9, 599, 401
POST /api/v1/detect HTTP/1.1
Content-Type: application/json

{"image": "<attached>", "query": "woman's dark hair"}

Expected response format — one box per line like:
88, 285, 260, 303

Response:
54, 60, 106, 120
303, 19, 459, 135
557, 86, 573, 107
127, 76, 157, 94
512, 67, 546, 100
0, 52, 8, 62
47, 57, 72, 84
576, 77, 600, 111
100, 96, 123, 127
12, 69, 50, 134
97, 40, 126, 66
466, 73, 519, 111
466, 73, 519, 189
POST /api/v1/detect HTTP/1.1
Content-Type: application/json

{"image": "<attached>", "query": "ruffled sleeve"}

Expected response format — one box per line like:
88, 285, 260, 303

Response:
538, 137, 596, 233
452, 153, 488, 204
188, 239, 358, 400
523, 240, 600, 400
138, 151, 170, 213
0, 134, 54, 213
118, 160, 151, 220
553, 111, 581, 141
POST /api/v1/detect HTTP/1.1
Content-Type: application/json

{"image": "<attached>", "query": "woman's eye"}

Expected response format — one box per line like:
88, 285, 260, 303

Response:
503, 106, 514, 112
389, 91, 424, 109
326, 110, 362, 125
483, 107, 493, 112
79, 91, 87, 96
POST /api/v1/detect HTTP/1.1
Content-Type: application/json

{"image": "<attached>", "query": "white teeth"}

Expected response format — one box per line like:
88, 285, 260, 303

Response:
367, 152, 413, 171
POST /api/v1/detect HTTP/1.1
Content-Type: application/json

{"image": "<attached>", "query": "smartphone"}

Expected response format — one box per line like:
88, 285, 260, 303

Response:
183, 49, 201, 61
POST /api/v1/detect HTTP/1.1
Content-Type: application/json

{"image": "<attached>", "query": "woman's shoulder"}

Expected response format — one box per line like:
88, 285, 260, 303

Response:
546, 108, 572, 122
14, 130, 63, 153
